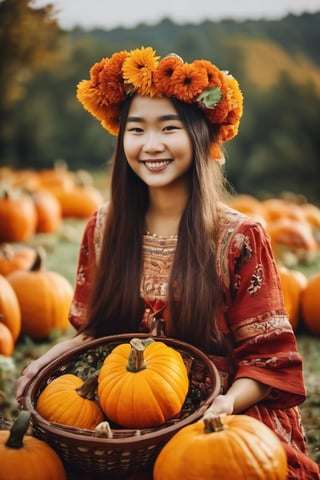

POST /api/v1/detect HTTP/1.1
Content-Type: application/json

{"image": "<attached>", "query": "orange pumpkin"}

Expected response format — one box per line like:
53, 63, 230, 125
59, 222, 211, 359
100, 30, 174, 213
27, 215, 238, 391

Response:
0, 274, 21, 342
300, 272, 320, 335
6, 248, 73, 339
228, 194, 267, 226
98, 338, 189, 428
56, 184, 104, 218
37, 374, 104, 429
0, 321, 14, 356
0, 189, 37, 242
0, 243, 36, 277
0, 410, 67, 480
267, 218, 318, 263
153, 413, 287, 480
278, 265, 307, 331
32, 189, 62, 234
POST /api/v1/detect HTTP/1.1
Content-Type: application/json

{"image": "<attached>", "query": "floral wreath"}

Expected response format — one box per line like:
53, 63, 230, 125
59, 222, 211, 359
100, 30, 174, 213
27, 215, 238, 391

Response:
76, 46, 243, 149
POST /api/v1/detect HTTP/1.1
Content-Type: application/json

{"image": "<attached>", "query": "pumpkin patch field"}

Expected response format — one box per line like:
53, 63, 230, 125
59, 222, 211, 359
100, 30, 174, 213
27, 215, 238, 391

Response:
0, 171, 320, 474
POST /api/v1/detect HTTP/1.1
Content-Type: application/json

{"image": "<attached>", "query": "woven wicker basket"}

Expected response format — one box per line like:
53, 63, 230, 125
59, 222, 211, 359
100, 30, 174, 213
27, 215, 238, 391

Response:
23, 333, 220, 476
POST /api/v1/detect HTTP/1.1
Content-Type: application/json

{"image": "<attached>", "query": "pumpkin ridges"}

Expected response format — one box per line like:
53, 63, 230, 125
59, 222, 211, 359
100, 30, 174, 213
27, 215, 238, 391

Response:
153, 414, 287, 480
6, 249, 73, 339
0, 274, 21, 342
36, 374, 104, 429
0, 410, 67, 480
0, 322, 14, 356
98, 339, 189, 428
300, 272, 320, 335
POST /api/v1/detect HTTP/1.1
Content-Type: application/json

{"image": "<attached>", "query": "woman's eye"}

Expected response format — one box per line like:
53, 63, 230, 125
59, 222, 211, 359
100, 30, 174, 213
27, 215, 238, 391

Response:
163, 125, 179, 131
128, 126, 143, 132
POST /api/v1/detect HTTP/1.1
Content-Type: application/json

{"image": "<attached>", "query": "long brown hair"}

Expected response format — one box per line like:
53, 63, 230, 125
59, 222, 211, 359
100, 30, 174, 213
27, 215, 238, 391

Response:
85, 95, 229, 354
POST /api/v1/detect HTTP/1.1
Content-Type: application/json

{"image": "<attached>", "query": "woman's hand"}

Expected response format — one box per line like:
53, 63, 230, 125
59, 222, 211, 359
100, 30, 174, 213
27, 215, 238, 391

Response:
206, 378, 272, 417
206, 394, 234, 415
16, 333, 92, 404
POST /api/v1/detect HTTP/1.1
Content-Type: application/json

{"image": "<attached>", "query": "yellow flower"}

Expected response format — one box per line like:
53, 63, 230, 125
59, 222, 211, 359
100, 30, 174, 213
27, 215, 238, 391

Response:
122, 46, 160, 96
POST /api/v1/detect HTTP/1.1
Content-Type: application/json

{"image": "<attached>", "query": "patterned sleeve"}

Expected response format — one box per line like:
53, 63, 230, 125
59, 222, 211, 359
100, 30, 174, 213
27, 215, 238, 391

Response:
224, 219, 306, 409
68, 210, 99, 330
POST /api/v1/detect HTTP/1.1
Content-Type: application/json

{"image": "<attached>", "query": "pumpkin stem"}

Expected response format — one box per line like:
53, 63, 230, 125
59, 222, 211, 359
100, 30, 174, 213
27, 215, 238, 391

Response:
75, 373, 99, 400
126, 338, 154, 373
5, 410, 31, 449
203, 413, 225, 433
29, 246, 46, 272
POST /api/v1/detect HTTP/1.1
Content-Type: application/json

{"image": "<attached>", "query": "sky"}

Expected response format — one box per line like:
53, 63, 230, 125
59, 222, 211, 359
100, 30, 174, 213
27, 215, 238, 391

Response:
32, 0, 320, 30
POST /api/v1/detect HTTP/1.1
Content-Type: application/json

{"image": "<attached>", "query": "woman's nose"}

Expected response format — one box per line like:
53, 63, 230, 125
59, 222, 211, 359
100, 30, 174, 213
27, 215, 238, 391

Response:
142, 132, 165, 152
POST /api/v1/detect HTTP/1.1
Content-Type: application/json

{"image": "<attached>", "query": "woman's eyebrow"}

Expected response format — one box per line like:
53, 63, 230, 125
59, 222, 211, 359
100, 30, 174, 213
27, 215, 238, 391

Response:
127, 114, 180, 122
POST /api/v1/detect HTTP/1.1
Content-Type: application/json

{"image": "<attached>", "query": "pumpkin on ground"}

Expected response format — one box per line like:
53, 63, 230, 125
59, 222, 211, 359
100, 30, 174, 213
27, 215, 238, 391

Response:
300, 272, 320, 335
0, 243, 36, 277
36, 373, 104, 429
0, 274, 21, 342
0, 189, 37, 242
0, 321, 14, 356
278, 265, 307, 331
153, 413, 287, 480
98, 338, 189, 428
32, 189, 62, 234
0, 410, 67, 480
56, 183, 104, 218
6, 247, 73, 339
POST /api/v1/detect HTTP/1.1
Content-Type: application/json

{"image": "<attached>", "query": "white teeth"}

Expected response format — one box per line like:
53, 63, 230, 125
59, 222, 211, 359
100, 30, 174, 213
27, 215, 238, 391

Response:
145, 160, 170, 168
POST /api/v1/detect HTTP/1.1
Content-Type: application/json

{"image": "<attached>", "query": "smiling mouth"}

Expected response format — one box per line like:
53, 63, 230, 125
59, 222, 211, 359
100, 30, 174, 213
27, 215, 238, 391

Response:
144, 160, 172, 170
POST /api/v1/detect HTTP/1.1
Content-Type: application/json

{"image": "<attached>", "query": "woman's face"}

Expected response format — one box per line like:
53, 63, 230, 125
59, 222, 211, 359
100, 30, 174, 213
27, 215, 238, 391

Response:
123, 95, 193, 189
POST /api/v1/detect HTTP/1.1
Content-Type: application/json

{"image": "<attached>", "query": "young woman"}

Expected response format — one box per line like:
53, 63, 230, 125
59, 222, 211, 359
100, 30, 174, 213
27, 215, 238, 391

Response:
17, 47, 319, 479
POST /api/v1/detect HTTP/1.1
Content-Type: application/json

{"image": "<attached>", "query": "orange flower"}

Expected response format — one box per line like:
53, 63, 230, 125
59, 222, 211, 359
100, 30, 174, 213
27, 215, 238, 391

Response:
89, 58, 109, 85
99, 51, 129, 104
101, 104, 121, 136
153, 55, 184, 97
218, 124, 237, 143
171, 63, 209, 103
76, 46, 244, 141
193, 60, 224, 89
122, 46, 159, 96
76, 79, 109, 121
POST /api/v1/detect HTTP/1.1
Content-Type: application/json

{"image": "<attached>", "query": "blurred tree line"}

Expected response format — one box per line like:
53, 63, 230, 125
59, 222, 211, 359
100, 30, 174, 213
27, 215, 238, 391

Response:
1, 0, 320, 203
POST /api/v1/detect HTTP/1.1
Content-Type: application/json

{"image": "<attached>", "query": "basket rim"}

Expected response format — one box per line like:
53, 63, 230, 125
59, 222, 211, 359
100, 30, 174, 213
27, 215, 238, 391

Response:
23, 333, 221, 448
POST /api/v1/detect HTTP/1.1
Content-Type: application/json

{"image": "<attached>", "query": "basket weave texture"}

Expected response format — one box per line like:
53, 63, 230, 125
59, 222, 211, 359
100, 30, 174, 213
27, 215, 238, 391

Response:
23, 333, 221, 476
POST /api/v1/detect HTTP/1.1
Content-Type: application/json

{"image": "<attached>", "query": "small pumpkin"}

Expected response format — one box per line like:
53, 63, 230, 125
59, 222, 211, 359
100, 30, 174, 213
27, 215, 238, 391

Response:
36, 373, 104, 429
0, 410, 67, 480
0, 273, 21, 342
0, 189, 37, 242
278, 265, 307, 331
153, 413, 288, 480
0, 321, 14, 356
6, 247, 73, 339
56, 183, 104, 219
32, 189, 62, 234
98, 337, 189, 428
0, 243, 36, 277
300, 272, 320, 335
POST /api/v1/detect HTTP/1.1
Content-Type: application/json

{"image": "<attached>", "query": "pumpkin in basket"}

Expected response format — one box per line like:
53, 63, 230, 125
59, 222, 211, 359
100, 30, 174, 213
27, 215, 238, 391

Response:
36, 373, 104, 429
98, 337, 189, 428
153, 413, 287, 480
0, 410, 67, 480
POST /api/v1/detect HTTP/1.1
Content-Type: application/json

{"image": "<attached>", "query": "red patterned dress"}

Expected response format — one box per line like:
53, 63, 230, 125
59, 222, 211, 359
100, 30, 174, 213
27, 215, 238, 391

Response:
69, 203, 320, 479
